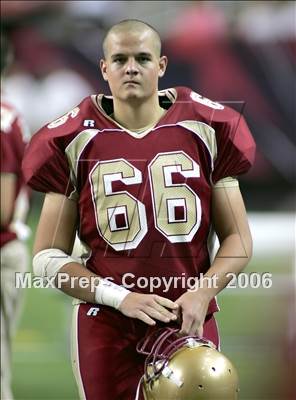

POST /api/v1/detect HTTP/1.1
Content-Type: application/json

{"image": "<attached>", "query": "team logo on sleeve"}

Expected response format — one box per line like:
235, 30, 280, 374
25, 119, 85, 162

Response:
190, 91, 224, 110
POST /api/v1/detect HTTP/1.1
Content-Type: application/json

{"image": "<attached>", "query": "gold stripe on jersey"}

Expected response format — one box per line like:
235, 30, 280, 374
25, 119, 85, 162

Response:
71, 305, 87, 399
177, 121, 217, 168
214, 176, 239, 188
158, 87, 177, 104
65, 129, 100, 190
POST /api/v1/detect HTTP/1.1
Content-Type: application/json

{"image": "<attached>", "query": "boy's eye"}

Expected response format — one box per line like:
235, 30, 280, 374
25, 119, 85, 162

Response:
112, 56, 127, 63
138, 56, 150, 62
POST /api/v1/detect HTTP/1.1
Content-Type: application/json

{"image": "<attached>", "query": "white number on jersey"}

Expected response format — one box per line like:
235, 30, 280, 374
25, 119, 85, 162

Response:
47, 107, 80, 129
190, 91, 224, 110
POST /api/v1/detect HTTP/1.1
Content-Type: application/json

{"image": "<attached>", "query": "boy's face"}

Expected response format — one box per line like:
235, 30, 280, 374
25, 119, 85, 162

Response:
100, 29, 167, 104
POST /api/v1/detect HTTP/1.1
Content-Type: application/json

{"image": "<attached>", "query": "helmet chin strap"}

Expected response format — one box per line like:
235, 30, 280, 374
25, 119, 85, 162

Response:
134, 375, 144, 400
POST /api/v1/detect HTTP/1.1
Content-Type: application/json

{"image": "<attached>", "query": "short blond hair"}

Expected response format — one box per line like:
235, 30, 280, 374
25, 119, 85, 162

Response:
102, 19, 161, 58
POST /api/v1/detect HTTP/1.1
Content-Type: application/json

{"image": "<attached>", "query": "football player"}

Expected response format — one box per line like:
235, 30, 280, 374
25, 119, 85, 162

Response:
0, 33, 30, 400
22, 19, 255, 399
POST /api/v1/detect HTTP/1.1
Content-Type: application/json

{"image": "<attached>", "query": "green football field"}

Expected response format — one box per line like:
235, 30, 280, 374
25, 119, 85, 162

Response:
11, 198, 294, 400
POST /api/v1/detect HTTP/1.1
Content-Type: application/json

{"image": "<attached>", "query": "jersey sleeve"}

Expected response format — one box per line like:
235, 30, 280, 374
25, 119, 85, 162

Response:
0, 134, 19, 173
211, 111, 256, 184
0, 105, 26, 175
22, 100, 92, 198
22, 127, 75, 197
178, 87, 256, 184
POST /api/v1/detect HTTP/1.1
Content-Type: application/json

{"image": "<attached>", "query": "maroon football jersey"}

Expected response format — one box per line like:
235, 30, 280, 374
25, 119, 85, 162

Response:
1, 101, 29, 247
22, 87, 255, 314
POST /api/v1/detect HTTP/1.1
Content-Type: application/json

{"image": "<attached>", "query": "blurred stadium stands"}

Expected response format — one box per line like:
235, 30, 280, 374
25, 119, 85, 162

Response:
1, 0, 295, 211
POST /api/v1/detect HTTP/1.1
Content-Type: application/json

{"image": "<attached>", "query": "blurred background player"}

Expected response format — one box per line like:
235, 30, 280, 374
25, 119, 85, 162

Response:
0, 33, 31, 400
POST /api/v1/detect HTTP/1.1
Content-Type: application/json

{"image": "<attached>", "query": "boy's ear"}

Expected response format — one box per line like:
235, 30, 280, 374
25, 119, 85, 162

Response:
158, 55, 168, 78
100, 59, 108, 81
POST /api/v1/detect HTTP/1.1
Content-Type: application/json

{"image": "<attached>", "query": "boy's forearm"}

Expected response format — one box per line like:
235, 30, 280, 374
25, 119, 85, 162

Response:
198, 232, 253, 300
54, 262, 99, 303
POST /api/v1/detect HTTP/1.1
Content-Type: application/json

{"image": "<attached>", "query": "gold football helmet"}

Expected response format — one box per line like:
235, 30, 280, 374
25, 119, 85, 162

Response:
137, 328, 239, 400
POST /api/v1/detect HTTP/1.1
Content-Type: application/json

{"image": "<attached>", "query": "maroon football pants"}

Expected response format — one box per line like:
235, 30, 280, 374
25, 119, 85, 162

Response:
71, 303, 220, 400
